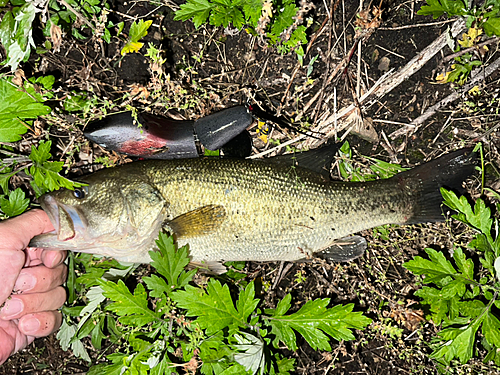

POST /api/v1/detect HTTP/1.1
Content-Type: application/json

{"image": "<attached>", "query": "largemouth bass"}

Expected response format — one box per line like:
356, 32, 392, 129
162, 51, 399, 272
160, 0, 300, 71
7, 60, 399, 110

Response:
30, 148, 476, 271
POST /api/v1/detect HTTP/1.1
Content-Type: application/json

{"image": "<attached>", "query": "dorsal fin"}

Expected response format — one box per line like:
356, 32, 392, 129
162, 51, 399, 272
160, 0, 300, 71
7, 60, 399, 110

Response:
263, 142, 339, 178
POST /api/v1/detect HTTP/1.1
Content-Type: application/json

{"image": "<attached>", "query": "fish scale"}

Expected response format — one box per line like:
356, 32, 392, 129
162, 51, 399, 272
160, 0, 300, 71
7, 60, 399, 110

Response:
146, 158, 412, 262
29, 149, 476, 270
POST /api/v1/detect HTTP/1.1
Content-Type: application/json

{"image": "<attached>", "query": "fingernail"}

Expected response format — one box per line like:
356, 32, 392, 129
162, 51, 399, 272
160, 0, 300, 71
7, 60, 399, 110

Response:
21, 316, 40, 334
0, 298, 23, 318
14, 272, 36, 292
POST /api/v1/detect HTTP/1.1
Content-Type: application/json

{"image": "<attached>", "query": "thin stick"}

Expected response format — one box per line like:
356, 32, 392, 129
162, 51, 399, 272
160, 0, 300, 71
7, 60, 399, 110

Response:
389, 54, 500, 139
248, 135, 307, 159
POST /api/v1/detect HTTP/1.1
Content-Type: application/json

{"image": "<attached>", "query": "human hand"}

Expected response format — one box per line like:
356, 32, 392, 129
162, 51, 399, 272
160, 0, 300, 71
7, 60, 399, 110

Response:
0, 209, 67, 365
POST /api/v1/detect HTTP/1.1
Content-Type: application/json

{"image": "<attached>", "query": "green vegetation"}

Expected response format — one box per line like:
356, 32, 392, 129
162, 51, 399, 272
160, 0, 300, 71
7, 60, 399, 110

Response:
418, 0, 500, 85
174, 0, 309, 57
404, 188, 500, 370
60, 232, 371, 374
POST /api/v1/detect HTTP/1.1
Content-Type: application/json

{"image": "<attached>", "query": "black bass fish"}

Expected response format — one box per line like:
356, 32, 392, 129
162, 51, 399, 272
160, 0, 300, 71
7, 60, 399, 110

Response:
30, 148, 476, 271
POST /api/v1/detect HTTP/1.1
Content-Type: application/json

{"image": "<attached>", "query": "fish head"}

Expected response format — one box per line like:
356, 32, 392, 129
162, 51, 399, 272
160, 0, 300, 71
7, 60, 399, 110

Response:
30, 170, 167, 263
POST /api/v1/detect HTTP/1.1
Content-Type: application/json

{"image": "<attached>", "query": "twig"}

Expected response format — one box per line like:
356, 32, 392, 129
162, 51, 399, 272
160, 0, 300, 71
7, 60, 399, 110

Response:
441, 36, 500, 64
379, 18, 457, 30
374, 44, 406, 59
389, 54, 500, 139
247, 134, 307, 159
312, 18, 466, 139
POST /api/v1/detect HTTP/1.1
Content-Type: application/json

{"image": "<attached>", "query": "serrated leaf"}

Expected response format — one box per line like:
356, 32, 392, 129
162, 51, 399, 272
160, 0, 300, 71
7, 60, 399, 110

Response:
414, 286, 451, 324
268, 299, 371, 351
0, 170, 17, 194
129, 19, 152, 43
0, 3, 37, 70
57, 320, 91, 362
210, 6, 245, 28
243, 0, 262, 27
143, 274, 170, 298
483, 312, 500, 347
233, 332, 265, 375
148, 232, 194, 291
0, 187, 29, 216
28, 140, 85, 195
121, 41, 144, 55
432, 319, 482, 364
453, 247, 474, 280
80, 286, 106, 316
271, 1, 296, 36
99, 279, 160, 327
403, 248, 457, 283
236, 282, 259, 322
0, 78, 51, 142
171, 279, 254, 335
458, 299, 486, 319
417, 0, 467, 18
174, 0, 214, 28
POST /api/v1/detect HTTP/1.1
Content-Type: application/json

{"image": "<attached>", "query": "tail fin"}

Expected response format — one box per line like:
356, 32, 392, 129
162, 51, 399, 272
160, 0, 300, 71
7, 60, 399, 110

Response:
402, 148, 477, 224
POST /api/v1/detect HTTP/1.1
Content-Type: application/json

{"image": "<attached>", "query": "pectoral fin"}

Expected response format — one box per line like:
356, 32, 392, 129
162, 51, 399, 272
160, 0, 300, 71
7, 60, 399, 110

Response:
316, 235, 367, 262
165, 205, 226, 238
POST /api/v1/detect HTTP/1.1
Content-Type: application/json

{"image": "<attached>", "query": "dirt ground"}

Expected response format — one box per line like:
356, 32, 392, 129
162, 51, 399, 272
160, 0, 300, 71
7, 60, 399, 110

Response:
1, 0, 500, 373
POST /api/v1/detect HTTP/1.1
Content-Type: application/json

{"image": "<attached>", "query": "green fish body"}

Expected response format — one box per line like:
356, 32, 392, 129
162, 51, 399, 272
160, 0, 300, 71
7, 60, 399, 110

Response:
30, 149, 476, 270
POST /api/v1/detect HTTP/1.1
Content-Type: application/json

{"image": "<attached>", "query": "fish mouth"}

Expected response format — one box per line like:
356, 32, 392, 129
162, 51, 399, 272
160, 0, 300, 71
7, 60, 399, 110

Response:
40, 195, 87, 242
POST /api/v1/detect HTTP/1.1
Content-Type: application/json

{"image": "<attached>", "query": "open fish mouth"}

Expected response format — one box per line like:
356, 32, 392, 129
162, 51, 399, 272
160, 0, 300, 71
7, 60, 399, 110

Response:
40, 195, 87, 242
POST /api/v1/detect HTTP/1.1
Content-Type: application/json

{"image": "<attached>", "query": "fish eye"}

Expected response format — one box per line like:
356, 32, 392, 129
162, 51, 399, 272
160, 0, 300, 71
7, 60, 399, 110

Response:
73, 188, 86, 199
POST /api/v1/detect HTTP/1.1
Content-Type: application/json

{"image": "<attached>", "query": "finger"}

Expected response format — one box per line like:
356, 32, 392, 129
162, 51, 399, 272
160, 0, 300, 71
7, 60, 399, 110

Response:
18, 311, 62, 338
0, 287, 66, 320
0, 251, 24, 303
0, 320, 25, 366
0, 210, 54, 252
42, 250, 67, 269
24, 248, 67, 268
13, 264, 67, 294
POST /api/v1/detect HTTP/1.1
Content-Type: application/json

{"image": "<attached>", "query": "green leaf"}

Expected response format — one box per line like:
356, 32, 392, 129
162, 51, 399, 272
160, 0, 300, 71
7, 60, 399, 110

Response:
233, 332, 265, 374
403, 248, 457, 283
483, 312, 500, 347
432, 319, 482, 364
99, 279, 160, 327
121, 19, 152, 55
0, 3, 37, 70
271, 0, 296, 36
64, 94, 89, 112
210, 5, 244, 28
28, 140, 85, 195
57, 320, 91, 362
0, 78, 51, 142
236, 282, 259, 323
268, 299, 371, 351
0, 187, 29, 216
243, 0, 262, 27
130, 19, 153, 43
0, 169, 17, 194
171, 278, 255, 335
453, 247, 474, 280
174, 0, 214, 28
147, 232, 195, 291
414, 286, 451, 324
484, 16, 500, 37
417, 0, 467, 18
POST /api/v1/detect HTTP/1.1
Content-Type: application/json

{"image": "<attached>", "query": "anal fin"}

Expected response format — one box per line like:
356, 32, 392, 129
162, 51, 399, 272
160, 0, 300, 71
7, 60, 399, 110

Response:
316, 235, 367, 262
